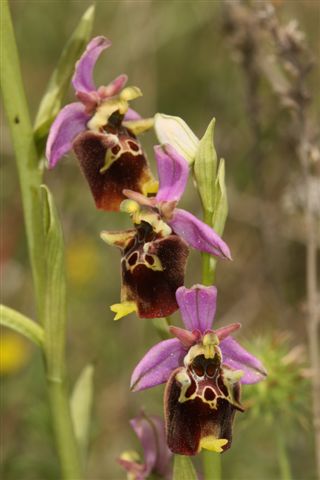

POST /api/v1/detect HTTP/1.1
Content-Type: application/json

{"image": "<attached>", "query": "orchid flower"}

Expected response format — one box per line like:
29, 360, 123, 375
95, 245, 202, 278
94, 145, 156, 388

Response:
101, 145, 231, 319
130, 285, 267, 455
46, 36, 157, 211
118, 413, 172, 480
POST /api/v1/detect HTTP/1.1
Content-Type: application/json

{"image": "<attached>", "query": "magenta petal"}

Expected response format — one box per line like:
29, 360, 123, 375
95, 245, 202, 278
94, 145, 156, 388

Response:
124, 108, 142, 121
130, 416, 157, 477
46, 102, 89, 168
176, 285, 217, 333
169, 208, 232, 259
72, 36, 111, 93
215, 323, 241, 342
220, 336, 267, 384
130, 414, 171, 477
130, 339, 185, 392
169, 326, 198, 347
98, 73, 128, 98
155, 144, 189, 203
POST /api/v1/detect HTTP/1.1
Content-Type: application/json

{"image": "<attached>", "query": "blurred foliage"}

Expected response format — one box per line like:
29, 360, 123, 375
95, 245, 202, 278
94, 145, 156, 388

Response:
1, 1, 319, 479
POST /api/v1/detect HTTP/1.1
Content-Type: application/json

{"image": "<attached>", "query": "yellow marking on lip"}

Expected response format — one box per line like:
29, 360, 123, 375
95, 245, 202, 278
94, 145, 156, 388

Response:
110, 301, 137, 320
200, 436, 228, 453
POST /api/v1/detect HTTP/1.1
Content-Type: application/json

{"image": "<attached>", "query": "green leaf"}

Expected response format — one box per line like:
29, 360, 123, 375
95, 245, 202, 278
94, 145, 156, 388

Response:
0, 305, 44, 347
33, 5, 95, 145
173, 455, 198, 480
194, 118, 217, 214
154, 113, 199, 165
41, 185, 66, 380
70, 364, 94, 455
212, 159, 228, 236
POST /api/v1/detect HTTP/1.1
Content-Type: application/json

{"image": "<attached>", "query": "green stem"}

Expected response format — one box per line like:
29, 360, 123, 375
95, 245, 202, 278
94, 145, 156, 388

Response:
0, 0, 45, 320
202, 450, 222, 480
202, 210, 216, 286
1, 2, 83, 478
201, 209, 221, 478
48, 379, 83, 480
276, 429, 292, 480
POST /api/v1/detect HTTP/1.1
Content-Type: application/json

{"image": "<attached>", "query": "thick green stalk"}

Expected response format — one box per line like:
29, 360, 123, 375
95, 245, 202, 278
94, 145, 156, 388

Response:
201, 211, 220, 478
48, 379, 83, 480
202, 210, 216, 286
0, 0, 45, 319
202, 450, 222, 480
1, 2, 83, 478
276, 429, 292, 480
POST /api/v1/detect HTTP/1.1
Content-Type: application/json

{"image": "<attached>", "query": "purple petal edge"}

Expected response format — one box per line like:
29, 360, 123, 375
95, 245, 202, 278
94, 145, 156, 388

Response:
155, 144, 189, 203
72, 36, 111, 93
130, 338, 185, 392
169, 208, 232, 259
46, 102, 89, 168
130, 415, 157, 476
220, 336, 267, 384
176, 285, 217, 333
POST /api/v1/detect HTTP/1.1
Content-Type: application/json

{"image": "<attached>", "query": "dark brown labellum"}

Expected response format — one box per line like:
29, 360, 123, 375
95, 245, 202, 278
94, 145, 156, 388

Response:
164, 354, 243, 456
121, 222, 189, 318
73, 126, 154, 211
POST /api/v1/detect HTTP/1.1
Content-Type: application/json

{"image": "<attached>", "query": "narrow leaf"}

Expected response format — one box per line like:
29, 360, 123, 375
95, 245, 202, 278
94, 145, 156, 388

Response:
194, 118, 217, 214
34, 5, 95, 144
0, 305, 44, 347
70, 364, 94, 455
173, 455, 198, 480
41, 185, 66, 379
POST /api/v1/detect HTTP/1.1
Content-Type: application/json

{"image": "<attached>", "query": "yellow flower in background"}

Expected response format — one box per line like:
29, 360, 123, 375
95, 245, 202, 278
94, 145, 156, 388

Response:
0, 330, 31, 375
67, 236, 99, 287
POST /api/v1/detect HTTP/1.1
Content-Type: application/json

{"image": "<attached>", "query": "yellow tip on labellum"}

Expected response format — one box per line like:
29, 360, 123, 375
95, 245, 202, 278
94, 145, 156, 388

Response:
110, 301, 137, 320
200, 436, 228, 453
141, 178, 159, 196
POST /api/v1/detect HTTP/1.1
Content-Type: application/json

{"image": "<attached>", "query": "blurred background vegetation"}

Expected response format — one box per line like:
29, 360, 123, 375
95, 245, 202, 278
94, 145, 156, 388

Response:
1, 1, 319, 479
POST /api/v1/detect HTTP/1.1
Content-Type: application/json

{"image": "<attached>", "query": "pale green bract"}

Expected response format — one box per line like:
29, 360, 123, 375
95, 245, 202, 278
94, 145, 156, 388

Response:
41, 185, 67, 380
70, 364, 94, 455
